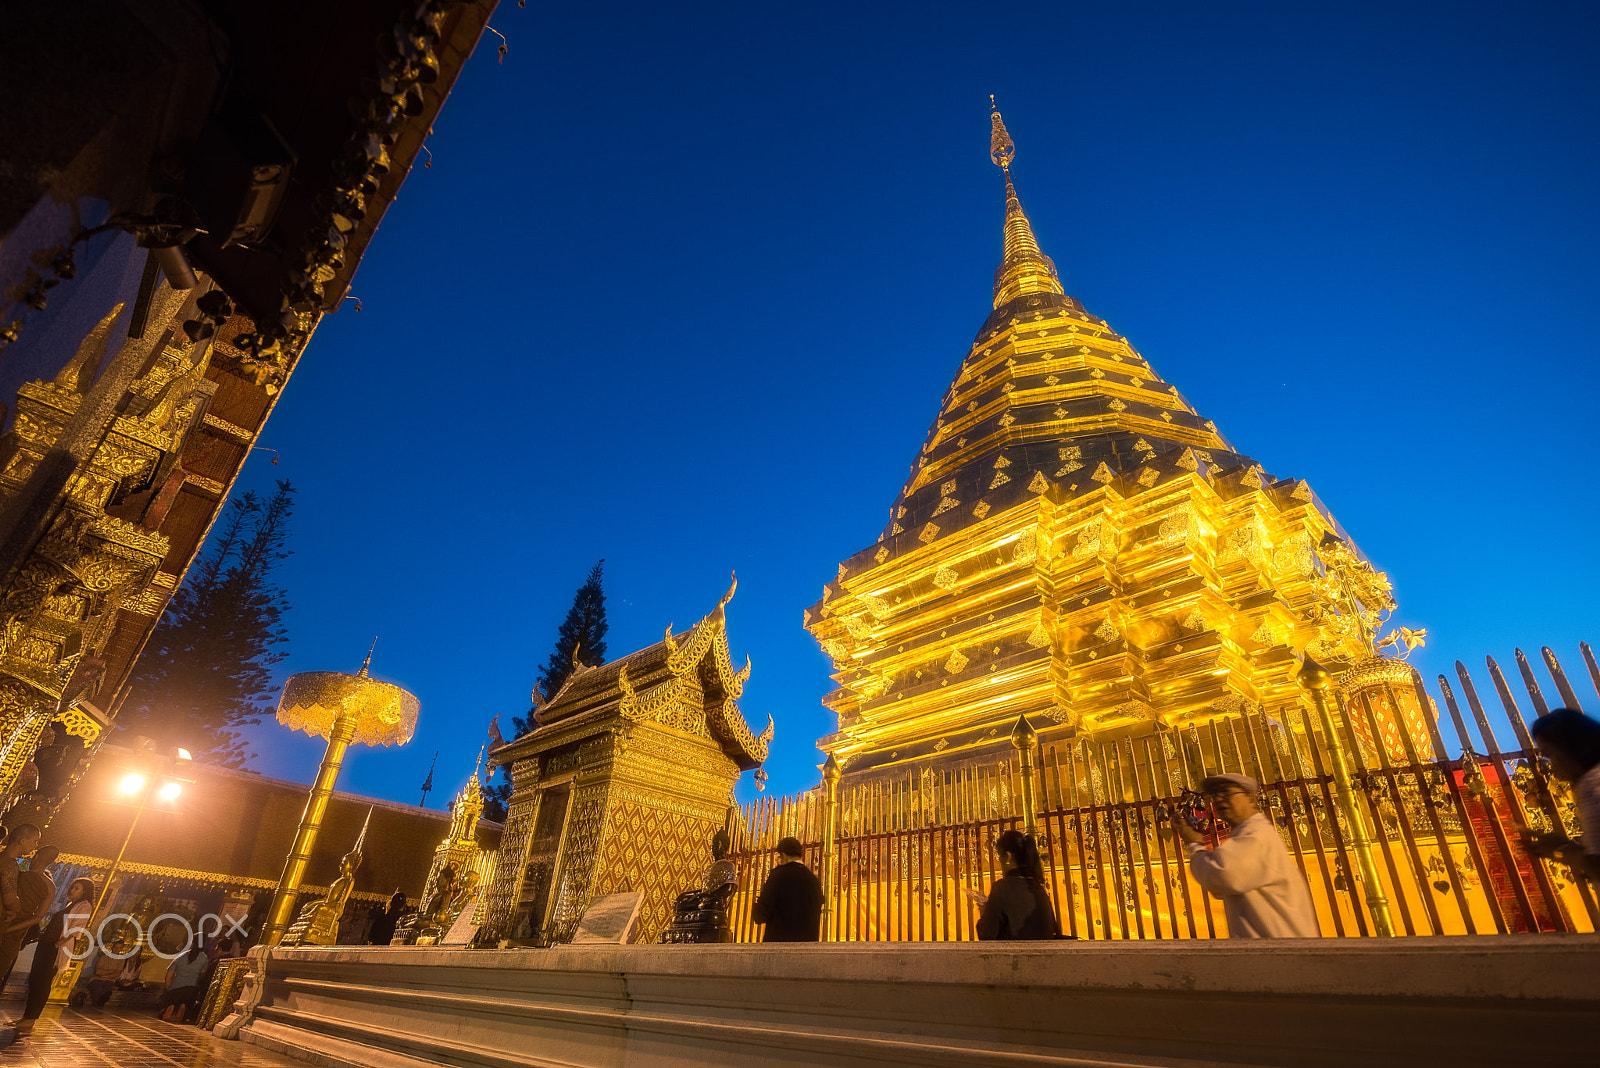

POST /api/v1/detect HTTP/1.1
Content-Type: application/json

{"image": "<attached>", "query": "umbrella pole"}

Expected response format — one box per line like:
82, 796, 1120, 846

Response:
262, 712, 357, 945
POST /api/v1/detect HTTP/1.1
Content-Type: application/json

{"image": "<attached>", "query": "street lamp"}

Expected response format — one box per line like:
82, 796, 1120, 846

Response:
91, 745, 191, 909
50, 741, 191, 1003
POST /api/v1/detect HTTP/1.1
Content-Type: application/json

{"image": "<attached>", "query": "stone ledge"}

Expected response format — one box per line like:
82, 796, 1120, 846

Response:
237, 936, 1600, 1068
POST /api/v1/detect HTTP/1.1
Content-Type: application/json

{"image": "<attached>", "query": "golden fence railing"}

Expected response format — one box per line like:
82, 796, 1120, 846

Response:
724, 643, 1599, 942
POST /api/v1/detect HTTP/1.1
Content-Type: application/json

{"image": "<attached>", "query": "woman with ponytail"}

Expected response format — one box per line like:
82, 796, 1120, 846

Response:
972, 830, 1060, 940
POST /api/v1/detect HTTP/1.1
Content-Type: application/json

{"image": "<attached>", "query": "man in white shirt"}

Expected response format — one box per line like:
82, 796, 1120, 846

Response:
1172, 773, 1319, 938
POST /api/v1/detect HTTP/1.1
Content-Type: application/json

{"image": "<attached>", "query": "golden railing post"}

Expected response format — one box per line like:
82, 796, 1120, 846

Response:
1299, 656, 1395, 937
820, 754, 841, 942
263, 712, 357, 945
1010, 714, 1040, 837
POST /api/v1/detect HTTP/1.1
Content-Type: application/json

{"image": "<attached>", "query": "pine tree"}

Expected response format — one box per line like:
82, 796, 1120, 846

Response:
484, 560, 609, 821
117, 481, 295, 767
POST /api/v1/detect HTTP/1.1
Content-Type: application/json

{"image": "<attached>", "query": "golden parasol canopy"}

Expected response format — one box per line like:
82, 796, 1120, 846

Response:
276, 651, 419, 748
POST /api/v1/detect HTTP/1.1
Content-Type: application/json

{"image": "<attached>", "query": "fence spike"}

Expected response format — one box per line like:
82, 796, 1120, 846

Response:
1542, 647, 1584, 712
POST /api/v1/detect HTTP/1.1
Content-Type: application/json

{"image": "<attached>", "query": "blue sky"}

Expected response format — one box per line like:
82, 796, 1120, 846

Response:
226, 1, 1599, 808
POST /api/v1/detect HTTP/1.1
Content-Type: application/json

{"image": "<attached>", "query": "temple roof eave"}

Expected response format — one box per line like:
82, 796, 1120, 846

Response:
491, 585, 771, 772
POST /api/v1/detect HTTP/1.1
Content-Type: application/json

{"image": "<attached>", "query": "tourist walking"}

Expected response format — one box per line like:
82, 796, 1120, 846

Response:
0, 830, 51, 987
1526, 708, 1600, 884
157, 940, 209, 1023
751, 837, 823, 942
971, 830, 1059, 940
15, 876, 94, 1037
1170, 774, 1319, 938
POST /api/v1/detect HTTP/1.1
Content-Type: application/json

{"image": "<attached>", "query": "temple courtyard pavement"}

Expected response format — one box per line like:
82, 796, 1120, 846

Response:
0, 1003, 305, 1068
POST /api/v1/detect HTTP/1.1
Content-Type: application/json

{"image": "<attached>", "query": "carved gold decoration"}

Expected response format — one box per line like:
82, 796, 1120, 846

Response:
277, 663, 420, 747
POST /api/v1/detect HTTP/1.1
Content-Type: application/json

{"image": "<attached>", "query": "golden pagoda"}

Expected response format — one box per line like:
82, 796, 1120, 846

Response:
807, 108, 1406, 781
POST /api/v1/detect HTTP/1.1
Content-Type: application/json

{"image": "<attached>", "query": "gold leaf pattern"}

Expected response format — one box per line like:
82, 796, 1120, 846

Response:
918, 522, 940, 543
933, 495, 960, 515
1181, 607, 1205, 632
989, 470, 1011, 489
1107, 398, 1127, 412
1094, 616, 1121, 642
874, 545, 889, 564
1091, 461, 1116, 484
933, 566, 958, 591
1028, 471, 1050, 493
1158, 507, 1190, 543
1175, 449, 1199, 472
1072, 520, 1102, 557
1012, 527, 1038, 565
993, 455, 1011, 468
1026, 620, 1051, 648
1136, 468, 1159, 488
944, 648, 969, 674
972, 499, 991, 518
941, 479, 958, 496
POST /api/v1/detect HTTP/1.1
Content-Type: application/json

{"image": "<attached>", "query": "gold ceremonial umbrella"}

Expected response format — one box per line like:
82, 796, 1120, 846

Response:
262, 647, 419, 944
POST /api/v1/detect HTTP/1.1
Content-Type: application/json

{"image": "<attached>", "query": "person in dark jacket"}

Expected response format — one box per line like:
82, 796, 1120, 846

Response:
973, 830, 1059, 940
752, 836, 823, 942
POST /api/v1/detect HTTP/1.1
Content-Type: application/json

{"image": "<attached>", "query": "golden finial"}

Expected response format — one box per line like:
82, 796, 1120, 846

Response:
990, 103, 1015, 169
357, 637, 377, 677
352, 806, 373, 853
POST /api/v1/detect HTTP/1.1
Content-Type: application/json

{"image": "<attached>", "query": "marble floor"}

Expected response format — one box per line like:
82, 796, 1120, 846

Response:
0, 1005, 308, 1068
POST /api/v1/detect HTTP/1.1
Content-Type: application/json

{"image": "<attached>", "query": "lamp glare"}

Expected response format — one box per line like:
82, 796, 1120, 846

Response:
158, 781, 182, 801
119, 773, 144, 795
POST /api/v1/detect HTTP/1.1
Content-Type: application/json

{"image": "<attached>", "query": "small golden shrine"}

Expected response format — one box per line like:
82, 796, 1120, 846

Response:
401, 754, 496, 944
807, 108, 1417, 781
479, 581, 771, 945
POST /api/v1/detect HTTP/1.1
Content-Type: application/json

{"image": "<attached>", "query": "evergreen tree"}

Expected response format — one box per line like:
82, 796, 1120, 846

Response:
118, 481, 295, 767
484, 560, 609, 820
533, 559, 608, 703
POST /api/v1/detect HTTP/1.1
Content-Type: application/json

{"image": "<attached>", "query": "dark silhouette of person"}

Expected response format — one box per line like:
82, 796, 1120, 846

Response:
974, 830, 1060, 940
1528, 708, 1600, 885
368, 889, 406, 945
751, 837, 823, 942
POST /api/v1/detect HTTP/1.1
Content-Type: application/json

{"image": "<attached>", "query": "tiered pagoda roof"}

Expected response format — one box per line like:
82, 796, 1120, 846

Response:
806, 109, 1392, 779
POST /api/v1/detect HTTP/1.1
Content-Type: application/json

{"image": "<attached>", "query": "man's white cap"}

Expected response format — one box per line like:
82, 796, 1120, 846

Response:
1199, 772, 1260, 797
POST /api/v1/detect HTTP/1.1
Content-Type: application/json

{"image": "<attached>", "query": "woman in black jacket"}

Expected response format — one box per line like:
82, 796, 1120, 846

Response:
973, 830, 1060, 940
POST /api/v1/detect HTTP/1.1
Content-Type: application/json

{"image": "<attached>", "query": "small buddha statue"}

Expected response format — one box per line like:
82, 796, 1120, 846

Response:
659, 809, 739, 944
283, 811, 368, 947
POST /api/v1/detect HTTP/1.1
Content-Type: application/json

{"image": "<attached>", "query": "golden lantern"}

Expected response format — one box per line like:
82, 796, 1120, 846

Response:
261, 647, 419, 944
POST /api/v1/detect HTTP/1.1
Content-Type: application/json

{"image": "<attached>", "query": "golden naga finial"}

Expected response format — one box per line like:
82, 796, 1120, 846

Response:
990, 104, 1015, 169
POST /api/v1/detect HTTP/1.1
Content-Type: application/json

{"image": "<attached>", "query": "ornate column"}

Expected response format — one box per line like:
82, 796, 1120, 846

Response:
1299, 656, 1395, 936
820, 754, 841, 942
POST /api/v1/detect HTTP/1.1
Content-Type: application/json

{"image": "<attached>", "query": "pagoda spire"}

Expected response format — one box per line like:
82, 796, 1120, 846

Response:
988, 103, 1064, 309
